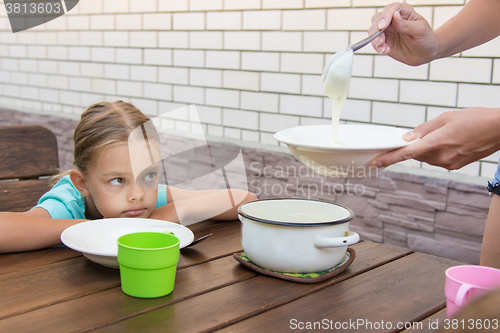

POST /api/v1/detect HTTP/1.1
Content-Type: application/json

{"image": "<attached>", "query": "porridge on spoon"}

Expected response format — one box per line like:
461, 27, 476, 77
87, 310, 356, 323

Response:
322, 49, 354, 147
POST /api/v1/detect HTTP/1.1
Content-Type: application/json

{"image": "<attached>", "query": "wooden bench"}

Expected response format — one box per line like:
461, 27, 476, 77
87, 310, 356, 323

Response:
0, 125, 59, 212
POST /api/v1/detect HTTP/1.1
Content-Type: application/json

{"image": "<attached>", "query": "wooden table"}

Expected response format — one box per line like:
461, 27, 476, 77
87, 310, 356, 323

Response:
0, 219, 461, 333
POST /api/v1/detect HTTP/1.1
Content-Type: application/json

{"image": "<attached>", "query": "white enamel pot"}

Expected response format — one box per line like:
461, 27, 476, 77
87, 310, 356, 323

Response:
238, 199, 359, 273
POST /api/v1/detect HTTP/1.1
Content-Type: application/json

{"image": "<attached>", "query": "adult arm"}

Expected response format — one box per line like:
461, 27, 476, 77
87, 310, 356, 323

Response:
368, 1, 500, 169
0, 208, 87, 253
481, 195, 500, 269
370, 0, 500, 65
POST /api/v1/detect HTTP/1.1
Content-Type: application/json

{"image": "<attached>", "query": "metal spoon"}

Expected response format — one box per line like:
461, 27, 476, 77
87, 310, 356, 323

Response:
184, 233, 212, 248
350, 26, 388, 53
323, 8, 400, 82
322, 28, 387, 82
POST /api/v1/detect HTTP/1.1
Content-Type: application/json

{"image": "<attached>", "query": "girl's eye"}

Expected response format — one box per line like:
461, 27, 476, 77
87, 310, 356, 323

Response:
110, 178, 125, 186
143, 172, 157, 182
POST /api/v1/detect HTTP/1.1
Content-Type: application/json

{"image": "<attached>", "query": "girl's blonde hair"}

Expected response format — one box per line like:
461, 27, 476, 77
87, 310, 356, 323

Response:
52, 101, 159, 184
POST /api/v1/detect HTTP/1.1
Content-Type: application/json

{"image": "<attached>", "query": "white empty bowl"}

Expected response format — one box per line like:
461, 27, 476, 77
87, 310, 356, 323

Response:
274, 124, 411, 178
61, 218, 194, 268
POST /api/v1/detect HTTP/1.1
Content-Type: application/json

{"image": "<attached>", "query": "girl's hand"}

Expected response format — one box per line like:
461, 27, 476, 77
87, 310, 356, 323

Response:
370, 108, 500, 170
369, 2, 439, 66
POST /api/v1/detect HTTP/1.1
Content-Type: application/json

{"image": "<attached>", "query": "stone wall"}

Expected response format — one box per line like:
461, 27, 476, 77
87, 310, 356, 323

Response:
1, 108, 491, 264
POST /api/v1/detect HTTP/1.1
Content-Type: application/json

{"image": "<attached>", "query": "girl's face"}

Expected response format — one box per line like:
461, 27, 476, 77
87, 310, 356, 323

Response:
82, 142, 160, 219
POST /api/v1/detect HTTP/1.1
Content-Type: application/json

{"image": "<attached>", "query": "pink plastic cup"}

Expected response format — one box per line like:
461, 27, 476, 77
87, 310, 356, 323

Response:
445, 265, 500, 318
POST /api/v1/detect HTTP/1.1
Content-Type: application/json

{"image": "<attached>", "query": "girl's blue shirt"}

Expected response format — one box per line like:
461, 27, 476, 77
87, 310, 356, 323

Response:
34, 175, 167, 219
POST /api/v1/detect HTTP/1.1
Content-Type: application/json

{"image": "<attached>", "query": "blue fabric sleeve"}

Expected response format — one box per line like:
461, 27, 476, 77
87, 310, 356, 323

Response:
34, 175, 86, 219
155, 184, 168, 208
36, 198, 86, 219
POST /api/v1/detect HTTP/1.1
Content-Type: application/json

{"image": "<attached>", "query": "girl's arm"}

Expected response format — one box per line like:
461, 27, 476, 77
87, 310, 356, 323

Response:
0, 208, 86, 253
149, 187, 257, 224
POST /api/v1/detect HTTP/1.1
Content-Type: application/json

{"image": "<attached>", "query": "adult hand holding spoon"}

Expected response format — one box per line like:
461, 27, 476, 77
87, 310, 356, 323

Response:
369, 3, 438, 66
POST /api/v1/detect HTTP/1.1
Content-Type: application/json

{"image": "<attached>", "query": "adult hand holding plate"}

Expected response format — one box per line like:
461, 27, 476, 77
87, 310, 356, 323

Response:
369, 108, 500, 170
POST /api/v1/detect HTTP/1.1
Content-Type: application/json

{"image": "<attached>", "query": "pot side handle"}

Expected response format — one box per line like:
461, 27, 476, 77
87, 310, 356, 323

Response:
314, 231, 360, 248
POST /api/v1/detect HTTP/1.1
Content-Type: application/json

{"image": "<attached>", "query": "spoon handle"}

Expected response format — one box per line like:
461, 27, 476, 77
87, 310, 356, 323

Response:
184, 233, 212, 248
349, 8, 401, 52
349, 27, 387, 52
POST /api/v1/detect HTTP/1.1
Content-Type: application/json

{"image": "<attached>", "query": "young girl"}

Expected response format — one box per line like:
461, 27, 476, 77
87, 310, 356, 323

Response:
0, 101, 257, 253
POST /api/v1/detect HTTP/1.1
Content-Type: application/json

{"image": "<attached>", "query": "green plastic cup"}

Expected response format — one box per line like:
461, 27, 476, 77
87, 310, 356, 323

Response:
117, 232, 180, 298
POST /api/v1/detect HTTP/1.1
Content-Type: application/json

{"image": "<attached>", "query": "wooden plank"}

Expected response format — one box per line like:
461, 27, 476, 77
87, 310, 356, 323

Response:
218, 252, 461, 333
179, 220, 242, 268
0, 246, 82, 278
0, 219, 241, 280
187, 219, 227, 232
0, 220, 243, 319
89, 242, 413, 332
0, 256, 257, 333
0, 178, 52, 212
402, 308, 447, 333
0, 125, 59, 180
0, 220, 240, 278
0, 257, 119, 320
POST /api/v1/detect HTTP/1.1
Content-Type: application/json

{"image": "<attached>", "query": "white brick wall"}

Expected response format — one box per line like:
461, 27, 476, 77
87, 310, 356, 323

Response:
223, 109, 258, 130
281, 53, 323, 74
205, 88, 239, 108
224, 0, 261, 11
224, 31, 260, 50
327, 8, 375, 31
263, 0, 304, 10
190, 31, 223, 50
262, 32, 302, 52
280, 94, 323, 117
241, 52, 280, 72
205, 50, 239, 69
190, 68, 222, 88
282, 10, 326, 31
430, 58, 491, 83
223, 70, 259, 91
190, 0, 223, 12
261, 72, 301, 94
207, 12, 241, 30
349, 78, 399, 102
372, 102, 426, 128
304, 31, 349, 53
374, 56, 428, 80
241, 91, 279, 113
458, 84, 500, 109
173, 12, 205, 31
243, 11, 281, 30
400, 81, 457, 107
260, 113, 300, 133
0, 0, 498, 178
